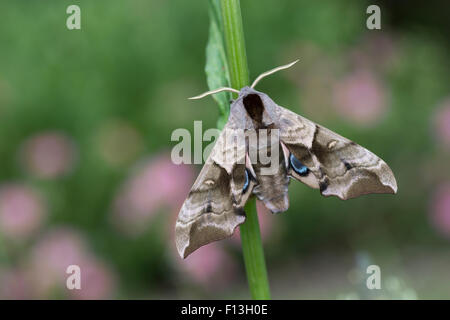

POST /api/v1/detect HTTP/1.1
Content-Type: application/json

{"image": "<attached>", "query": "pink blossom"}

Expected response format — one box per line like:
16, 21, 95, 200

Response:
113, 153, 194, 235
96, 119, 143, 167
433, 98, 450, 148
20, 131, 77, 179
429, 183, 450, 238
27, 227, 87, 296
70, 258, 115, 300
26, 227, 115, 299
333, 69, 388, 127
175, 242, 236, 290
0, 183, 46, 240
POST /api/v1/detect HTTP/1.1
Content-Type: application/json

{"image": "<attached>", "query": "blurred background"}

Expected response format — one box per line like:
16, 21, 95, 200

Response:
0, 0, 449, 299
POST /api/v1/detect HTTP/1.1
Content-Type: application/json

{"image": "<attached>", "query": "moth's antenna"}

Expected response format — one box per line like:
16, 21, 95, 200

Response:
188, 87, 240, 100
251, 59, 299, 89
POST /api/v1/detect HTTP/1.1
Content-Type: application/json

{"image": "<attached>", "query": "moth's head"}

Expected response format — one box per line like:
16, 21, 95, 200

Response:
238, 86, 255, 97
188, 60, 299, 101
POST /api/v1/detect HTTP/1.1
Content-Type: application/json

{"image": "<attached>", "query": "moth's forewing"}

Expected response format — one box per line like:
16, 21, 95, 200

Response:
271, 96, 397, 200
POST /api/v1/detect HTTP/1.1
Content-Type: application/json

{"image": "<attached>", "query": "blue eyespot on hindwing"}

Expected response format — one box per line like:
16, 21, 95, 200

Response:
243, 169, 250, 193
289, 154, 309, 176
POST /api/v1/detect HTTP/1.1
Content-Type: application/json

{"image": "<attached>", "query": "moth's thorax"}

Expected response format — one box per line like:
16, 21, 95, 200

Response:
232, 87, 275, 129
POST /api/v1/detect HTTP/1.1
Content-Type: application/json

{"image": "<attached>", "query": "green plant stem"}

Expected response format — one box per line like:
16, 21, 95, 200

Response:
220, 0, 249, 93
220, 0, 271, 300
240, 199, 271, 299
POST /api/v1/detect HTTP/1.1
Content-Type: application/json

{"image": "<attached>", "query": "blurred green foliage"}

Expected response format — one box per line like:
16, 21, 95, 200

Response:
0, 0, 449, 299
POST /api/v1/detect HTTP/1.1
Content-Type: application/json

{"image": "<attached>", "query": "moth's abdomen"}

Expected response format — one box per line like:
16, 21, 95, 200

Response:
252, 145, 290, 213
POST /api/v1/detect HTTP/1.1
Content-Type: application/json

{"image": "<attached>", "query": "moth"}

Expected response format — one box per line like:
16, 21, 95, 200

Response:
176, 60, 397, 258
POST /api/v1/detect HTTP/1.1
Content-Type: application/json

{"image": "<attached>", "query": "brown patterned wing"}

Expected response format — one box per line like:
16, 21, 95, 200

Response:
277, 106, 397, 200
175, 125, 255, 258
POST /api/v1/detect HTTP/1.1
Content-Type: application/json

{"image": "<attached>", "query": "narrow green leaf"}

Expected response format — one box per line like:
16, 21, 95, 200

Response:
206, 0, 231, 130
